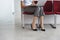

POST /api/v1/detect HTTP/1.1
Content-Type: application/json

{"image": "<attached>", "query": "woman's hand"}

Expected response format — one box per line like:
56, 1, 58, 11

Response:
21, 1, 26, 8
32, 0, 38, 6
32, 1, 36, 6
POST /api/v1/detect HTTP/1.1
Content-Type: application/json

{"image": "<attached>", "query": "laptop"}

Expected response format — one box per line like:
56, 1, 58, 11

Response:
36, 0, 47, 6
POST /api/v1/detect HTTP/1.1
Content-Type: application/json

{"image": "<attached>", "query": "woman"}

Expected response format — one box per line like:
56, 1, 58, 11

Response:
21, 0, 45, 31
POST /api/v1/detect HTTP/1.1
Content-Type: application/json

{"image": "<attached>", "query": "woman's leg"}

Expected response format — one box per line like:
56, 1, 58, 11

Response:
31, 6, 39, 30
40, 16, 45, 29
32, 16, 37, 29
39, 7, 45, 31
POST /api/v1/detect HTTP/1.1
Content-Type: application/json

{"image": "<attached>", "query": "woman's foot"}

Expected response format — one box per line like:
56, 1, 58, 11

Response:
31, 24, 37, 31
39, 25, 45, 31
41, 27, 45, 31
41, 29, 45, 31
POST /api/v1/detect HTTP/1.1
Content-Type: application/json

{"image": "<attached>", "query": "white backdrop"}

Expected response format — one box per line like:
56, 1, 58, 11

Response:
24, 15, 60, 24
0, 0, 14, 26
14, 0, 21, 26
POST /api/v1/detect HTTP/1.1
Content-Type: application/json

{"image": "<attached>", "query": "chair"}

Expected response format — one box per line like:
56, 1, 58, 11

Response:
21, 10, 34, 28
54, 1, 60, 15
22, 1, 56, 29
43, 1, 56, 28
43, 1, 54, 15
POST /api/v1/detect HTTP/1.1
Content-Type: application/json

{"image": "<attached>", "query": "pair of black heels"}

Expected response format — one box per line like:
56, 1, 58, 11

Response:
31, 25, 45, 31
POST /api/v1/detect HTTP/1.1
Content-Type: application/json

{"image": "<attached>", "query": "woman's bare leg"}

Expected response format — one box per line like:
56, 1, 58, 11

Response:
40, 16, 45, 29
32, 16, 37, 29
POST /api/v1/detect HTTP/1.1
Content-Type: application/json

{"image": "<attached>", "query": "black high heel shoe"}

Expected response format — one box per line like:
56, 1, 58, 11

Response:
41, 29, 45, 31
31, 24, 37, 31
39, 25, 45, 31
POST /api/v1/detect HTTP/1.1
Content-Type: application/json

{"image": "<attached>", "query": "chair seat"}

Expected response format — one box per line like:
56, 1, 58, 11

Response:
55, 12, 60, 14
43, 1, 54, 15
23, 12, 34, 15
44, 12, 54, 15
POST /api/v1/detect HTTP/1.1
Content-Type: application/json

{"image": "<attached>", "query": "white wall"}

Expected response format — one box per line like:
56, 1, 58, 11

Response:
56, 15, 60, 24
0, 0, 14, 26
24, 15, 60, 24
14, 0, 21, 26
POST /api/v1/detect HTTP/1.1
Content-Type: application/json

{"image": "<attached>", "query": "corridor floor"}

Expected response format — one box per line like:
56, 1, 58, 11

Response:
0, 24, 60, 40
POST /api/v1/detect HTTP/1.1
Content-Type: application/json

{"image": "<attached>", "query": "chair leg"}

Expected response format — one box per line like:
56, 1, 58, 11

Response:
54, 14, 56, 28
37, 17, 40, 28
37, 6, 40, 28
22, 14, 25, 29
50, 14, 56, 29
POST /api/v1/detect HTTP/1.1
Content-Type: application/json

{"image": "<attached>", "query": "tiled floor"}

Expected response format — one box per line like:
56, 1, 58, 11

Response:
0, 24, 60, 40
